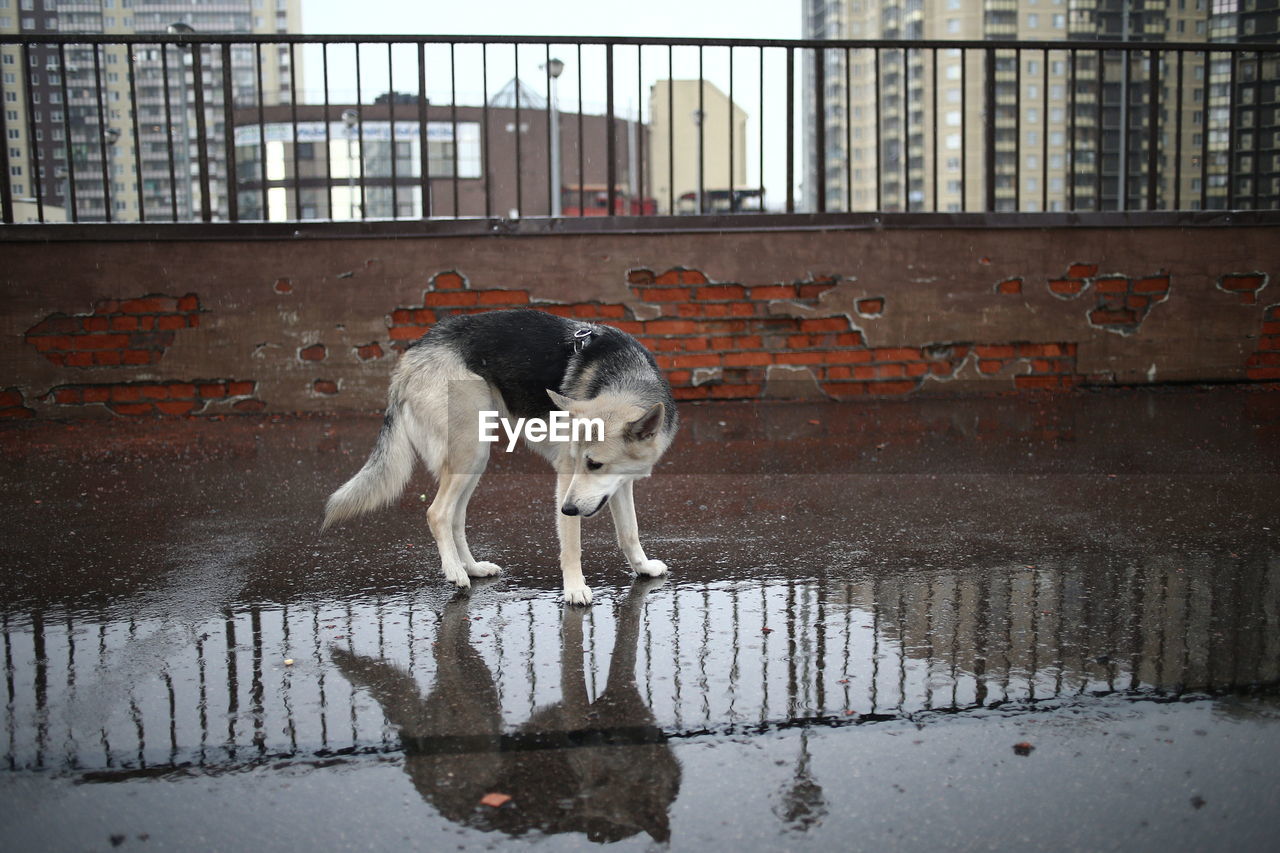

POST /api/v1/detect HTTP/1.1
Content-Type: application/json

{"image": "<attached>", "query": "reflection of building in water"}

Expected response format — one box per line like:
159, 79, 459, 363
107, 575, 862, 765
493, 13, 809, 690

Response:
3, 553, 1277, 778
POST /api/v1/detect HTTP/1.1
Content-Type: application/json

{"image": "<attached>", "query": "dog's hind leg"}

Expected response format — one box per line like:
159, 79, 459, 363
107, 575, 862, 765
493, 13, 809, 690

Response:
556, 471, 592, 605
452, 468, 501, 578
609, 479, 668, 578
427, 467, 477, 589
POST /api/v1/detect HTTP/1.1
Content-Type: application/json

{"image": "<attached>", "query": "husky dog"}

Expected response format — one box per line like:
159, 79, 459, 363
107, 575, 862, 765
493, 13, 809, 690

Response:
323, 309, 677, 604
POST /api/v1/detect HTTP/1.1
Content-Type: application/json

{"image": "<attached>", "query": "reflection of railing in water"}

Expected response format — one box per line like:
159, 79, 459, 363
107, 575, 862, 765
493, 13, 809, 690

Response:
3, 555, 1277, 776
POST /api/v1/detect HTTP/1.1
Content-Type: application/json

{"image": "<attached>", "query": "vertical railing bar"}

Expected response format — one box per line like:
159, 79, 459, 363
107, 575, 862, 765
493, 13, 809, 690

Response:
129, 43, 146, 223
728, 46, 734, 212
1250, 52, 1261, 210
696, 45, 704, 213
221, 42, 237, 223
387, 43, 397, 219
758, 46, 764, 209
873, 47, 881, 211
1095, 48, 1104, 211
0, 60, 12, 223
606, 43, 617, 216
959, 47, 966, 211
1067, 48, 1076, 211
1013, 48, 1021, 213
356, 43, 367, 220
161, 41, 177, 221
1041, 48, 1049, 212
514, 43, 522, 217
638, 45, 645, 214
848, 47, 855, 212
1226, 49, 1237, 210
577, 43, 584, 216
983, 46, 995, 213
255, 43, 267, 220
478, 42, 486, 218
21, 43, 44, 220
191, 40, 211, 222
323, 43, 334, 218
1146, 48, 1159, 211
930, 47, 937, 212
1173, 50, 1183, 211
668, 45, 674, 215
1200, 50, 1209, 211
56, 43, 77, 222
785, 46, 794, 214
545, 43, 554, 216
902, 46, 909, 213
91, 43, 108, 222
814, 46, 825, 213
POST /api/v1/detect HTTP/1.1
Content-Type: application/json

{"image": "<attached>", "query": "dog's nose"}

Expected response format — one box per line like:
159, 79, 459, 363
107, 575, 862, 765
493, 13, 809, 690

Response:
561, 504, 579, 516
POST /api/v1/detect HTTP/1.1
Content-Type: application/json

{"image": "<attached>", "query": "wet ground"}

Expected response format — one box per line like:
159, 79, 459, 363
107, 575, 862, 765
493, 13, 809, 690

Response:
2, 388, 1279, 851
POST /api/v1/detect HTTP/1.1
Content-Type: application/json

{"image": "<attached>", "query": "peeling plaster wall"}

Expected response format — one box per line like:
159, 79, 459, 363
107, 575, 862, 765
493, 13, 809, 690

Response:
1, 226, 1276, 418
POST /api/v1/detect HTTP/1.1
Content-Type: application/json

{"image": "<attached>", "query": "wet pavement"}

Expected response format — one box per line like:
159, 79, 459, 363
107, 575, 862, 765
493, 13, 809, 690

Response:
2, 388, 1279, 851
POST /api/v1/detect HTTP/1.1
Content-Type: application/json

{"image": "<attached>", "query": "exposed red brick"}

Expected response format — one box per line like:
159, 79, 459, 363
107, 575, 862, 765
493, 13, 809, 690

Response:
155, 400, 197, 416
1094, 278, 1128, 294
477, 290, 530, 305
797, 281, 837, 299
626, 269, 655, 286
1220, 274, 1264, 292
1247, 367, 1280, 380
274, 279, 294, 294
111, 402, 154, 416
709, 383, 761, 399
119, 296, 178, 314
156, 314, 187, 331
93, 351, 123, 366
1090, 308, 1137, 326
672, 386, 711, 400
391, 309, 414, 324
799, 317, 847, 333
300, 344, 327, 361
424, 291, 479, 307
314, 379, 339, 395
227, 381, 255, 397
432, 271, 466, 290
140, 384, 169, 400
775, 352, 826, 365
868, 380, 919, 396
168, 382, 196, 399
856, 297, 885, 316
199, 383, 227, 398
1067, 263, 1099, 279
749, 285, 800, 300
995, 278, 1023, 295
1133, 276, 1170, 293
82, 316, 110, 332
646, 319, 700, 336
1246, 352, 1280, 367
357, 342, 384, 361
177, 294, 200, 312
636, 286, 691, 302
82, 387, 111, 404
696, 284, 747, 301
671, 353, 721, 369
233, 399, 267, 412
1049, 279, 1086, 296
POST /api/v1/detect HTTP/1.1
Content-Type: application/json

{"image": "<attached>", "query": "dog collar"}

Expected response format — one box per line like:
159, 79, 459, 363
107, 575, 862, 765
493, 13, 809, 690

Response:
572, 327, 593, 353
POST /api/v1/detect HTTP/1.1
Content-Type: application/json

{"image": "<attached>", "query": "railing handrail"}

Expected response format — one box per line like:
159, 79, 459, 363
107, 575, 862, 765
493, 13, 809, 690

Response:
1, 33, 1277, 54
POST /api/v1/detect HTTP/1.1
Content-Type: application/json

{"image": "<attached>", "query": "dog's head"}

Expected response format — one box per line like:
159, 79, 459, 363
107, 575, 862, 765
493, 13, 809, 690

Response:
547, 389, 669, 518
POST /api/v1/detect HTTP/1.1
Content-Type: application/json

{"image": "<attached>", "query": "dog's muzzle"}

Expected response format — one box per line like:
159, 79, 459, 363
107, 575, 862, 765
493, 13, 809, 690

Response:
562, 495, 608, 518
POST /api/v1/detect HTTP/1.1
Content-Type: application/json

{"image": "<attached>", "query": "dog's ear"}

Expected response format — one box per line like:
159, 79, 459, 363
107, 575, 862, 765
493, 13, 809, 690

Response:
627, 402, 664, 441
546, 389, 577, 411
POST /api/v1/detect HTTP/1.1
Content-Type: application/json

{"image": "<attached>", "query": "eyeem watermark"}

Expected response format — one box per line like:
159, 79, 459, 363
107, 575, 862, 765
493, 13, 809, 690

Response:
479, 411, 604, 452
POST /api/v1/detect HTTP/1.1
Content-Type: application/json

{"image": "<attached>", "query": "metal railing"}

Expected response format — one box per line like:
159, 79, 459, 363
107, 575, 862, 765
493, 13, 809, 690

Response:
1, 33, 1278, 228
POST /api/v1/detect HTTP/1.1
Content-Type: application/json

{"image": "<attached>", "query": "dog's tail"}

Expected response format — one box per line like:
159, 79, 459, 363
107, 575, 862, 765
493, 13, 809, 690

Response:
322, 402, 416, 531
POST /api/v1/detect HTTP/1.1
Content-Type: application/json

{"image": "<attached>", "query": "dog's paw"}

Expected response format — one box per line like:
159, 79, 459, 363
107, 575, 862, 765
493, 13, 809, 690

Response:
563, 584, 593, 606
442, 566, 472, 589
635, 559, 668, 577
466, 561, 502, 578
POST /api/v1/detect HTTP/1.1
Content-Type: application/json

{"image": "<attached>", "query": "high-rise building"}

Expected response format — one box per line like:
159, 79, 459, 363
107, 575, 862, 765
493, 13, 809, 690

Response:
1, 0, 301, 222
801, 0, 1278, 213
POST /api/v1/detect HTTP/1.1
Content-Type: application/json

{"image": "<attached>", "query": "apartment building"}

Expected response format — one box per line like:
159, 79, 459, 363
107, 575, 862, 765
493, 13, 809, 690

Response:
649, 79, 750, 214
801, 0, 1278, 213
1, 0, 300, 222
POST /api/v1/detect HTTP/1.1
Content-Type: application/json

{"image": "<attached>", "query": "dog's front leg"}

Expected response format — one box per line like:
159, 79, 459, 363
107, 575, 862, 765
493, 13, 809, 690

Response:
609, 479, 667, 577
556, 472, 592, 605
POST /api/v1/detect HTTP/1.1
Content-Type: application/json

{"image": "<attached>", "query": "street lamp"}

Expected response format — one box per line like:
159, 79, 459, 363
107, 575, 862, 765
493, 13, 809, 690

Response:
342, 108, 359, 219
543, 58, 565, 217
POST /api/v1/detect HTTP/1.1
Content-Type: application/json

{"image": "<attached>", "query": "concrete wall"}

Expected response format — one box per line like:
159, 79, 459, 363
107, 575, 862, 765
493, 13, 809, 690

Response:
2, 224, 1277, 418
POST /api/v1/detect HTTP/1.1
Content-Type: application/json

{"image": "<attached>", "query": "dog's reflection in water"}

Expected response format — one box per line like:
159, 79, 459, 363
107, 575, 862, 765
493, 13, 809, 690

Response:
330, 578, 679, 843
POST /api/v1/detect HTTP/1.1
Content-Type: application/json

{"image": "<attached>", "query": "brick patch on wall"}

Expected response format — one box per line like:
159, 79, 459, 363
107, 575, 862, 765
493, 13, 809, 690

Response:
1247, 304, 1280, 381
42, 380, 263, 416
385, 267, 1082, 400
1217, 272, 1269, 305
1048, 265, 1171, 335
0, 387, 35, 419
25, 293, 202, 367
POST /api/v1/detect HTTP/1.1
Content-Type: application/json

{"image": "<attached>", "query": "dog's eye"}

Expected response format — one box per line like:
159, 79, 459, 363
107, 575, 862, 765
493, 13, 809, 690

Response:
585, 457, 603, 471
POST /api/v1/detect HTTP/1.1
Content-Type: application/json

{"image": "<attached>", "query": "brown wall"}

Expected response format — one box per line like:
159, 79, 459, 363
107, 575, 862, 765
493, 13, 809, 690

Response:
2, 224, 1277, 418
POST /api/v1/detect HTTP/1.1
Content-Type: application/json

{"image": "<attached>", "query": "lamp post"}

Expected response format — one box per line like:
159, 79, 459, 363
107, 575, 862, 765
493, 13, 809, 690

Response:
341, 108, 359, 219
544, 58, 564, 217
692, 109, 705, 214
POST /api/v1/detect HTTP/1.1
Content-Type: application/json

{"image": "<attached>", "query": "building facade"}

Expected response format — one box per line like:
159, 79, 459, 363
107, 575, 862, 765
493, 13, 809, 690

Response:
801, 0, 1278, 213
1, 0, 301, 222
648, 79, 750, 214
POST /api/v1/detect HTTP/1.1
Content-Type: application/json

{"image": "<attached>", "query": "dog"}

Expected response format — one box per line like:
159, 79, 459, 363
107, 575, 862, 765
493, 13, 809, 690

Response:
323, 308, 678, 604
